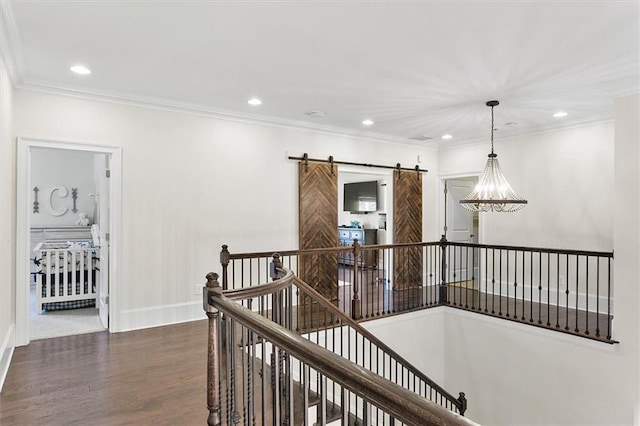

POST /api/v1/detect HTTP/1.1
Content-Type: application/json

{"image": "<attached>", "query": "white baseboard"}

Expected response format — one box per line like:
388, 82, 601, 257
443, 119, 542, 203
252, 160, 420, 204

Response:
118, 301, 204, 332
0, 324, 15, 392
477, 279, 613, 314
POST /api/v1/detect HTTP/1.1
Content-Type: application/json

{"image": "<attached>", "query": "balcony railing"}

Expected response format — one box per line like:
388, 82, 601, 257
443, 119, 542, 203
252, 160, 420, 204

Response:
220, 237, 616, 344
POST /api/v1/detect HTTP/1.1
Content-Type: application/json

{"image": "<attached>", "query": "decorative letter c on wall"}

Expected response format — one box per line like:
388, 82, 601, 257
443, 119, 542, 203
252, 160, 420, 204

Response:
46, 185, 69, 217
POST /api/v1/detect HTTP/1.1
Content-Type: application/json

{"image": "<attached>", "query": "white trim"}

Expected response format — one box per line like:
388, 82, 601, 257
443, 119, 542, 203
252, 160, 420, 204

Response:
444, 308, 617, 352
0, 1, 25, 84
437, 174, 483, 244
119, 301, 204, 332
0, 323, 15, 392
476, 278, 614, 314
15, 137, 122, 346
17, 81, 439, 149
437, 118, 615, 151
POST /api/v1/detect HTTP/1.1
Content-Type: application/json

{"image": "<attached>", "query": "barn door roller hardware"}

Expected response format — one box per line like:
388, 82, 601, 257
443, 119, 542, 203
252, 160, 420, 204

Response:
289, 153, 427, 174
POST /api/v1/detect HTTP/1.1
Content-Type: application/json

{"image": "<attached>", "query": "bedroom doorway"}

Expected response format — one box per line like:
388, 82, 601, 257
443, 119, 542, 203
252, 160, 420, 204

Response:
16, 138, 122, 346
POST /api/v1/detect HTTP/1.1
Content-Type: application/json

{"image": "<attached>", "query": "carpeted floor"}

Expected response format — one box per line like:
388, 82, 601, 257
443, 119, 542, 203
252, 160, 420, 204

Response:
29, 284, 106, 340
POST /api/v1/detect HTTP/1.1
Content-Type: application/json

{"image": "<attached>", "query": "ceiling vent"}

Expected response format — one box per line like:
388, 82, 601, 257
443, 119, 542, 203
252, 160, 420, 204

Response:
304, 111, 325, 118
410, 135, 433, 141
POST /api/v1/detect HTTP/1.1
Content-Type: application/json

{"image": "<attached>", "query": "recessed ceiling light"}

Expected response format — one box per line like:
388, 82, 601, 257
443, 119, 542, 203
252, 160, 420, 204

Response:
362, 119, 374, 126
553, 111, 568, 118
505, 122, 518, 126
442, 134, 453, 140
70, 65, 91, 75
247, 97, 262, 106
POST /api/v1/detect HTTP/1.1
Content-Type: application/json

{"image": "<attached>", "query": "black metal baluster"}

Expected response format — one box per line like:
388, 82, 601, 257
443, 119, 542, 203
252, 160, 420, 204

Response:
471, 246, 476, 310
575, 255, 580, 333
527, 251, 533, 323
555, 254, 560, 328
538, 252, 543, 325
596, 258, 601, 337
499, 249, 503, 316
506, 249, 511, 318
546, 253, 551, 327
241, 259, 245, 290
565, 255, 570, 331
521, 250, 525, 321
585, 256, 590, 335
513, 250, 518, 319
484, 247, 488, 313
453, 245, 458, 306
464, 246, 469, 309
491, 248, 495, 314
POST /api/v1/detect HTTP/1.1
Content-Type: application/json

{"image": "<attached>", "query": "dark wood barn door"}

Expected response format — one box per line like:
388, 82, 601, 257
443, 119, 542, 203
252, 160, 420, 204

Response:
393, 170, 423, 290
298, 162, 338, 300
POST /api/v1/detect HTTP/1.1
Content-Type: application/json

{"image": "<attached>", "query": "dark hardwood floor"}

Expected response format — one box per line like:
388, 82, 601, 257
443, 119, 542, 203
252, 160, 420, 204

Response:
0, 321, 209, 425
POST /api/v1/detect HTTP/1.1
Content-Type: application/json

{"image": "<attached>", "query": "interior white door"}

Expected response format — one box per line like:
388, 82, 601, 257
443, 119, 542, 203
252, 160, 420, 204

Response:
446, 179, 476, 282
94, 154, 110, 328
447, 180, 474, 243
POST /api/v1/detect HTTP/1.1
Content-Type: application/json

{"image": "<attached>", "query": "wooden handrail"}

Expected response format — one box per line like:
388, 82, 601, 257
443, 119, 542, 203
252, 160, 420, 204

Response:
292, 275, 465, 413
447, 241, 613, 258
207, 289, 476, 426
226, 240, 612, 260
222, 268, 295, 300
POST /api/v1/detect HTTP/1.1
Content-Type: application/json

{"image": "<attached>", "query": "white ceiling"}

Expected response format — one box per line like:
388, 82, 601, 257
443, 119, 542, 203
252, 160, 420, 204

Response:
1, 1, 639, 146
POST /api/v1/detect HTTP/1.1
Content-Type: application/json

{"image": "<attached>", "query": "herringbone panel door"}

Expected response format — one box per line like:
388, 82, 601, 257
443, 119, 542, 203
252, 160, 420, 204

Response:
298, 162, 338, 300
393, 170, 423, 290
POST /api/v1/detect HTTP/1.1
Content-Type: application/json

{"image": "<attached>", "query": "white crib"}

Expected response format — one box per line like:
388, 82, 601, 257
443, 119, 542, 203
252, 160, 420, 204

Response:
33, 242, 99, 313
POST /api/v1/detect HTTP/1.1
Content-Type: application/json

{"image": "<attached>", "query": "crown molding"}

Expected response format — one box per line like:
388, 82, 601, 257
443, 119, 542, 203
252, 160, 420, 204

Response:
17, 79, 440, 150
437, 117, 615, 152
0, 1, 25, 84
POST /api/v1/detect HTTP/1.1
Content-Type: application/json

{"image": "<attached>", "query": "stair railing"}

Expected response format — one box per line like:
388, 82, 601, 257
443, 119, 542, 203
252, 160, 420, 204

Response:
203, 270, 476, 426
290, 274, 467, 415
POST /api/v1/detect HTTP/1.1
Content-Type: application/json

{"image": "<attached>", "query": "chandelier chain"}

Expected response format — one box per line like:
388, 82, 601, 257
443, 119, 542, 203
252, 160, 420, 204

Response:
490, 104, 495, 154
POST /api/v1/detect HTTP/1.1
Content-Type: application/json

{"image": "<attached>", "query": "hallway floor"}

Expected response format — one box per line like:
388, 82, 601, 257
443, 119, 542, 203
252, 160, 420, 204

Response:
1, 321, 208, 426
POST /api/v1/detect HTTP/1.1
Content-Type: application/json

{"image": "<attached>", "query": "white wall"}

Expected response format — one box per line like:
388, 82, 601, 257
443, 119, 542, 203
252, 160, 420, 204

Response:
362, 308, 446, 385
439, 122, 614, 251
444, 310, 627, 425
12, 89, 439, 331
30, 148, 96, 226
613, 93, 640, 424
438, 94, 638, 425
0, 53, 15, 389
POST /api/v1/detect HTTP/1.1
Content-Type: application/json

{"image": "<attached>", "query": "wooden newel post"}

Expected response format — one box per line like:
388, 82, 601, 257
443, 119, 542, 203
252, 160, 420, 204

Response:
458, 392, 467, 416
439, 235, 448, 305
220, 245, 230, 291
351, 239, 362, 320
203, 272, 222, 426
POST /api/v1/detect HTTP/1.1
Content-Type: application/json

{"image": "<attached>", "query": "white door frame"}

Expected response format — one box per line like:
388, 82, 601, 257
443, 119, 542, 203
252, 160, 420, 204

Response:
15, 137, 122, 346
437, 173, 483, 243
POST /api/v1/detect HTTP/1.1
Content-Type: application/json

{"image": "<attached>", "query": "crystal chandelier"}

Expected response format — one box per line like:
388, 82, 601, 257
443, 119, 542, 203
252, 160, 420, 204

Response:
460, 100, 527, 212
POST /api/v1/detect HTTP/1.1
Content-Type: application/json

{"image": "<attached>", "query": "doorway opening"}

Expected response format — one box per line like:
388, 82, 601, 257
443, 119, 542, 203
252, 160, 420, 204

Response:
16, 138, 121, 346
441, 176, 481, 287
443, 176, 479, 243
